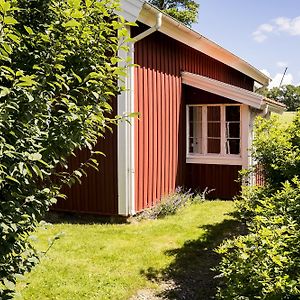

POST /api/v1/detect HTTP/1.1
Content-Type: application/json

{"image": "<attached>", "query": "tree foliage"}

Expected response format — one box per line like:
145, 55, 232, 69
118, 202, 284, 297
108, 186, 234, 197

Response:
216, 114, 300, 299
148, 0, 199, 27
0, 0, 130, 298
257, 84, 300, 111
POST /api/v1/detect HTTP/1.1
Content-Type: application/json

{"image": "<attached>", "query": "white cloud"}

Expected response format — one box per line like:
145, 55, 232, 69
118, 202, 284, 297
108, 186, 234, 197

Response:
252, 31, 267, 43
275, 16, 300, 35
269, 72, 293, 88
252, 16, 300, 42
258, 23, 273, 32
252, 23, 273, 43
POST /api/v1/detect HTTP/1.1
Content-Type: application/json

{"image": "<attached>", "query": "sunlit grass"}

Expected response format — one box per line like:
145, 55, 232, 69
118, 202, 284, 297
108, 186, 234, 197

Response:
18, 201, 235, 300
278, 111, 296, 125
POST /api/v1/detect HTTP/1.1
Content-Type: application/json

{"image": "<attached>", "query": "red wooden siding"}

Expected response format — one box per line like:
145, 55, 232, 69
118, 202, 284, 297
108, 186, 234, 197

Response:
255, 163, 265, 186
134, 31, 253, 210
52, 102, 118, 215
185, 164, 242, 199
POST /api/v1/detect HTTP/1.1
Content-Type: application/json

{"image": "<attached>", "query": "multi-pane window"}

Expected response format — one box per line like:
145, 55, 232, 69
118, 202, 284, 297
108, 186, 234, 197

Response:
187, 104, 241, 156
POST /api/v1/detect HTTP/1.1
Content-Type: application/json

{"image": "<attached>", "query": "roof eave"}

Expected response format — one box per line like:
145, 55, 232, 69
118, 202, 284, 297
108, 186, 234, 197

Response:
138, 2, 270, 86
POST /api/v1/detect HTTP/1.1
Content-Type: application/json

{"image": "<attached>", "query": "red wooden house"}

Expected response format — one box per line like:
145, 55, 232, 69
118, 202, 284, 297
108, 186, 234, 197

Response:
53, 0, 285, 216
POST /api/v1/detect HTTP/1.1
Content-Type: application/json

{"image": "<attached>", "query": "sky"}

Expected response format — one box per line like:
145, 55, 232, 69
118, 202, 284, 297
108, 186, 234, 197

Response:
193, 0, 300, 88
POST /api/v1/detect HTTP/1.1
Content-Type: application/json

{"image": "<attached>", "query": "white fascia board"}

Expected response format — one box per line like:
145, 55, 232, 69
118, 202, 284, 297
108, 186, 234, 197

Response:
182, 72, 264, 109
138, 3, 270, 86
119, 0, 144, 22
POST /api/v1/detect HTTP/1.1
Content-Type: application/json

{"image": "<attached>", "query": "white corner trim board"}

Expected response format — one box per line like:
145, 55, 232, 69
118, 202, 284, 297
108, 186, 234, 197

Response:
117, 26, 135, 216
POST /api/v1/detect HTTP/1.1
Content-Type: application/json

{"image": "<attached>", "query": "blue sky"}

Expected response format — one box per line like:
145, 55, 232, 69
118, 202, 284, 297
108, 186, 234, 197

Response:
193, 0, 300, 87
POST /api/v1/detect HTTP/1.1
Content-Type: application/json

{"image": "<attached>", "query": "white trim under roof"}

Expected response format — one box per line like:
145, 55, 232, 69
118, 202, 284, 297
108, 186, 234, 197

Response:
182, 72, 285, 113
137, 2, 271, 86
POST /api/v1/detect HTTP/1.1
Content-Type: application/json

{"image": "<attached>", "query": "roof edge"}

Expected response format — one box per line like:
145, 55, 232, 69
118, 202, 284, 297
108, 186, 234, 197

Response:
182, 72, 284, 113
138, 2, 271, 86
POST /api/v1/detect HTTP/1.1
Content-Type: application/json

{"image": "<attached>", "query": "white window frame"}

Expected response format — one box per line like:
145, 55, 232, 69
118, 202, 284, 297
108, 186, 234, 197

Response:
186, 104, 247, 166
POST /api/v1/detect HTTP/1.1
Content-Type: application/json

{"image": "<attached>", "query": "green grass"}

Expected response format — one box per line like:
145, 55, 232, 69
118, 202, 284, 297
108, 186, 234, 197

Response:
18, 201, 236, 300
277, 111, 296, 125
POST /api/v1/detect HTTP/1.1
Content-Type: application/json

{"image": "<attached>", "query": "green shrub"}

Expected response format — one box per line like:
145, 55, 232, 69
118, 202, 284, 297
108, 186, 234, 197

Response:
0, 0, 130, 298
215, 114, 300, 299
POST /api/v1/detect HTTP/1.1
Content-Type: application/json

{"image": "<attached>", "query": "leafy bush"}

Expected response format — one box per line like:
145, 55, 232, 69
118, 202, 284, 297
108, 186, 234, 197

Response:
0, 0, 130, 298
216, 113, 300, 299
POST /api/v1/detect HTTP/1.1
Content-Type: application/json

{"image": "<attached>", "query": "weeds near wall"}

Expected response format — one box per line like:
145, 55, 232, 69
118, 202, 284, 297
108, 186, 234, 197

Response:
136, 187, 212, 220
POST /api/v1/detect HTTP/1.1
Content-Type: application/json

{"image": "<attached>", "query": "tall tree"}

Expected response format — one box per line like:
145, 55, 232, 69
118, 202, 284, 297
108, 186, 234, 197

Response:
257, 84, 300, 111
148, 0, 199, 27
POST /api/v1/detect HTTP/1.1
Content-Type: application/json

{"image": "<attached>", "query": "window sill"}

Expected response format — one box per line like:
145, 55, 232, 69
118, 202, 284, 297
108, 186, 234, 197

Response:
186, 154, 242, 166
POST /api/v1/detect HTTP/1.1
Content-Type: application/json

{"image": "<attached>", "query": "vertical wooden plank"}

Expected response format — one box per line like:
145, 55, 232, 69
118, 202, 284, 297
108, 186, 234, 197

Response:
152, 37, 158, 206
137, 42, 144, 211
148, 37, 154, 207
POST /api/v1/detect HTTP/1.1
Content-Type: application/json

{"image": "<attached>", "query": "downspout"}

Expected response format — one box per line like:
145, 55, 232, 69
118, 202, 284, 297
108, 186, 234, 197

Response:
260, 103, 269, 117
125, 12, 162, 215
133, 12, 163, 42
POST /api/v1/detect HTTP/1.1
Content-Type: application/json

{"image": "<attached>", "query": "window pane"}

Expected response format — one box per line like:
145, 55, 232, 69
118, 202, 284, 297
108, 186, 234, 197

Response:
226, 106, 240, 121
226, 123, 240, 138
208, 122, 220, 138
207, 106, 220, 121
226, 139, 240, 154
188, 106, 202, 154
226, 106, 240, 155
208, 138, 220, 153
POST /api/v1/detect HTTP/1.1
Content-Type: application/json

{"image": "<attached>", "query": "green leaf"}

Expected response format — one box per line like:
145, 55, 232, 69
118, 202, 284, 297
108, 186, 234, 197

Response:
2, 42, 12, 54
32, 165, 43, 179
7, 33, 20, 44
63, 19, 81, 28
24, 25, 34, 35
0, 1, 11, 14
6, 175, 20, 184
3, 278, 15, 290
4, 16, 18, 25
71, 10, 84, 18
0, 87, 11, 97
28, 153, 42, 161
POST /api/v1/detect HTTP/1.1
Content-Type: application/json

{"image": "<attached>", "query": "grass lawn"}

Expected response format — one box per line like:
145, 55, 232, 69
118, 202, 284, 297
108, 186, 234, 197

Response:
18, 201, 237, 300
277, 111, 296, 125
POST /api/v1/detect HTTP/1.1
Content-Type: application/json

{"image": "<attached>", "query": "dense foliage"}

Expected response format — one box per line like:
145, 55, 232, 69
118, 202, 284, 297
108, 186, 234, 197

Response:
216, 114, 300, 299
257, 84, 300, 111
0, 0, 130, 298
148, 0, 199, 26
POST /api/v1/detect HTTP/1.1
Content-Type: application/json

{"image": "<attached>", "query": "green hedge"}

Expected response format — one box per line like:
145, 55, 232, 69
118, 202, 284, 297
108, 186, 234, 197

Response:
216, 114, 300, 299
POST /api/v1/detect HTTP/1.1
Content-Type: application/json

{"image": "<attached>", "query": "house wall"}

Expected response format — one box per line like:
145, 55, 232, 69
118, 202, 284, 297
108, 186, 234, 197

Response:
134, 31, 254, 210
52, 100, 118, 215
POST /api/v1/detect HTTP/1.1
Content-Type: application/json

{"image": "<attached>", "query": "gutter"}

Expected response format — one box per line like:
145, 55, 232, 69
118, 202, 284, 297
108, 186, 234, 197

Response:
139, 2, 271, 86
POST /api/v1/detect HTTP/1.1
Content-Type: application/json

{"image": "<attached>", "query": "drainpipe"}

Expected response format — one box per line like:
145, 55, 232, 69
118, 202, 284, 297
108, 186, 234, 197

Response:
260, 103, 269, 117
118, 12, 162, 216
133, 12, 163, 42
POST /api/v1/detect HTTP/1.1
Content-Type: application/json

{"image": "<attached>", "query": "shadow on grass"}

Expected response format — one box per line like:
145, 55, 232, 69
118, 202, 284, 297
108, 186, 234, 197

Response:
141, 218, 247, 300
44, 211, 128, 225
